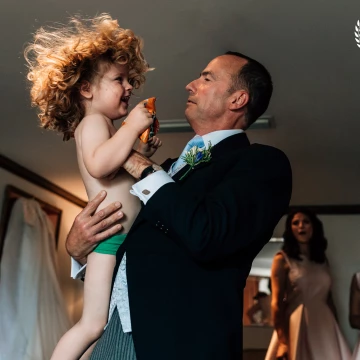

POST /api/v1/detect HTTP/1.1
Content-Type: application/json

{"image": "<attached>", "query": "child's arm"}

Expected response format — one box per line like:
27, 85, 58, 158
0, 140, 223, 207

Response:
80, 103, 153, 179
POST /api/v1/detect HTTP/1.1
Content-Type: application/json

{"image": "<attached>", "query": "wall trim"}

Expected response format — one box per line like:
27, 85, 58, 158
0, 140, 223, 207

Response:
0, 154, 87, 208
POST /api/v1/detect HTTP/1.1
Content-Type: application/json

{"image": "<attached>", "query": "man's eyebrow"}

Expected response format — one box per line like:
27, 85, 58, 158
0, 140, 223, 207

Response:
200, 71, 216, 79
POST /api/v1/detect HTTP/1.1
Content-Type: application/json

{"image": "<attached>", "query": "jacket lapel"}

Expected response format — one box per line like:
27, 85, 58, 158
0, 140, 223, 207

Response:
160, 157, 177, 173
172, 133, 250, 182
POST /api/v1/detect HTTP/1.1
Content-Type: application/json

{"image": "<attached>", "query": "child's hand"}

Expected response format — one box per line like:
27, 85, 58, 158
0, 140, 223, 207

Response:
125, 100, 154, 134
137, 136, 162, 158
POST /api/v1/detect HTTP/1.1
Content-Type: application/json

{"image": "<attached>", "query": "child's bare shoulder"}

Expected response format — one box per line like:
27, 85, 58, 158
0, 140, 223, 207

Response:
81, 113, 109, 126
77, 114, 112, 134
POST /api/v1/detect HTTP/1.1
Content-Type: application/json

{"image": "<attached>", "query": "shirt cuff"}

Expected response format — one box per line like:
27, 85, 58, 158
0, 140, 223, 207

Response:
71, 257, 87, 279
130, 170, 174, 204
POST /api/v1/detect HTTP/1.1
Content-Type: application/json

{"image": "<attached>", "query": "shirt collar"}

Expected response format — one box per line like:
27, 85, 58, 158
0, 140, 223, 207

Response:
201, 129, 244, 149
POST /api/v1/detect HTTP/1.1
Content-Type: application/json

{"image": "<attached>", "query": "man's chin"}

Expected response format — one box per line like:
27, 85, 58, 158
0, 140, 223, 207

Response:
184, 107, 194, 120
184, 112, 194, 126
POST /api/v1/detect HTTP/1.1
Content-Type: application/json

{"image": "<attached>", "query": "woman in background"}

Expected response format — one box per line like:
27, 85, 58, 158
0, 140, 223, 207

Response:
265, 208, 351, 360
349, 272, 360, 359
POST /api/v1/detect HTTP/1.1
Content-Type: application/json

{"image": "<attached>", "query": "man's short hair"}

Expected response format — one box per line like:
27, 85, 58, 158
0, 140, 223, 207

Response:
225, 51, 273, 128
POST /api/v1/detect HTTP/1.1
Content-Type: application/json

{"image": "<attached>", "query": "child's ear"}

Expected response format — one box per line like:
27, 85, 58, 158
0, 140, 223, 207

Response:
80, 81, 92, 99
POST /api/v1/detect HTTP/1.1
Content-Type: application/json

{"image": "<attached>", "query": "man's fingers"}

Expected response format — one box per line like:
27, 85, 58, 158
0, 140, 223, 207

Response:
88, 201, 122, 227
93, 224, 123, 243
81, 191, 107, 217
91, 209, 123, 234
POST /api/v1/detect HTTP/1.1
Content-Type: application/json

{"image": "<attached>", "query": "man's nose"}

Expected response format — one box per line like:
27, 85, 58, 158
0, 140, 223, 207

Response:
185, 80, 196, 93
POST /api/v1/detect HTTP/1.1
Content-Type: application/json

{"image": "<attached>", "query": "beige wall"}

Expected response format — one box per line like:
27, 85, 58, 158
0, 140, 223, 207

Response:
0, 168, 84, 324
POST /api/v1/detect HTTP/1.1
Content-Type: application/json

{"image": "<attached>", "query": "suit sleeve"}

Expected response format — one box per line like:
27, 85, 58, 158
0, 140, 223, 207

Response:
141, 147, 292, 262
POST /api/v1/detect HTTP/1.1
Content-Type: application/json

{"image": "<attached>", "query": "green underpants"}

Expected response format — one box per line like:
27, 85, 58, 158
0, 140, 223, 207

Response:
93, 233, 127, 255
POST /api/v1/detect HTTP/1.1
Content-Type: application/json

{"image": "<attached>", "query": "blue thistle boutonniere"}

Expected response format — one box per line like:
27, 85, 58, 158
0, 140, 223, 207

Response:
179, 141, 212, 180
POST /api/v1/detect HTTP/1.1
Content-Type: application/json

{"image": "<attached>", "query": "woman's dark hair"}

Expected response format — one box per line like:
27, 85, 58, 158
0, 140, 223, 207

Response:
282, 207, 327, 263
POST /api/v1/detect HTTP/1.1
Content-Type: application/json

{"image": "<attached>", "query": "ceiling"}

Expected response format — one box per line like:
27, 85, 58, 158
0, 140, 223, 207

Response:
1, 0, 360, 202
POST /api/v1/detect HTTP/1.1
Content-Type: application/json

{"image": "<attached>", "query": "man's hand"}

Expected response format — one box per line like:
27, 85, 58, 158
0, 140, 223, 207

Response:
65, 191, 124, 264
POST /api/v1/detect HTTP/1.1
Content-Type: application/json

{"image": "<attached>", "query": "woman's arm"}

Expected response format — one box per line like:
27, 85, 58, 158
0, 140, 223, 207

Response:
271, 253, 289, 357
349, 273, 360, 329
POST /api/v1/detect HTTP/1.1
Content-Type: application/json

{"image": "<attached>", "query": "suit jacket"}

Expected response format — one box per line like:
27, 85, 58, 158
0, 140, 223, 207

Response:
115, 133, 292, 360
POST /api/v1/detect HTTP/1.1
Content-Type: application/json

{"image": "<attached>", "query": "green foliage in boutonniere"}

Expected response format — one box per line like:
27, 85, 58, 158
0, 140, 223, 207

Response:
179, 141, 212, 180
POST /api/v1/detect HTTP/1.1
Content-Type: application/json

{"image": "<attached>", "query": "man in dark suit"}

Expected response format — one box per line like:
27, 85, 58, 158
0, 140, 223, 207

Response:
67, 51, 292, 359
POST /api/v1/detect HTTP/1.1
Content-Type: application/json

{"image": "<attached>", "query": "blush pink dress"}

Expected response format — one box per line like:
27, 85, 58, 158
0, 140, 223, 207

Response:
265, 251, 351, 360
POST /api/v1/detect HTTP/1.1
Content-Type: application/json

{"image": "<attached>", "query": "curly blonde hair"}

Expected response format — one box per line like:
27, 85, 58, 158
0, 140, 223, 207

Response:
25, 14, 150, 140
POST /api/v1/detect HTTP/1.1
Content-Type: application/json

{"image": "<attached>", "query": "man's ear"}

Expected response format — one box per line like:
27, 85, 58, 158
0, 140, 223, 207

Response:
229, 90, 249, 110
80, 81, 93, 99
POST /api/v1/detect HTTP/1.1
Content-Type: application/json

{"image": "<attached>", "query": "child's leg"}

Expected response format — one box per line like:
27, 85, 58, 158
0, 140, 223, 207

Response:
51, 252, 115, 360
79, 341, 98, 360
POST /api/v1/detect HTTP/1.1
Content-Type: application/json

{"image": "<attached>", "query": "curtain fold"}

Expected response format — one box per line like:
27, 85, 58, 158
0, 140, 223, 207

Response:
0, 198, 71, 360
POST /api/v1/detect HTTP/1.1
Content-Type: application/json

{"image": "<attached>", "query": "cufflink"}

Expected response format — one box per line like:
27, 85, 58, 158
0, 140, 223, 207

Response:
142, 189, 151, 195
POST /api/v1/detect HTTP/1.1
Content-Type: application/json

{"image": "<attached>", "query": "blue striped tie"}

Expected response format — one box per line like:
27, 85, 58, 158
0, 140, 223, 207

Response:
169, 135, 205, 176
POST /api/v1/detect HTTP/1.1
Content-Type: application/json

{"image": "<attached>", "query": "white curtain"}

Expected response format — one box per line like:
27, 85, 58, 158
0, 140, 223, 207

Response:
0, 198, 71, 360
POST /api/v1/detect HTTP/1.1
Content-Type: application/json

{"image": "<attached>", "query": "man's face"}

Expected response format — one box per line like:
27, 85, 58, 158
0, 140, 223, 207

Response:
185, 55, 245, 128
